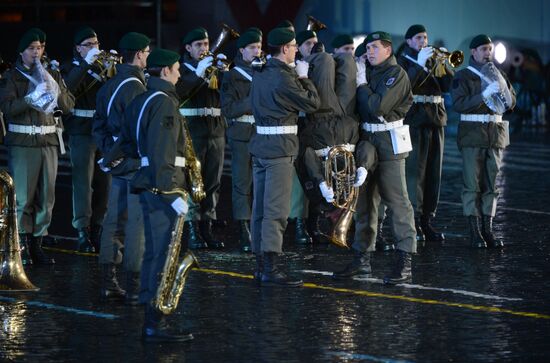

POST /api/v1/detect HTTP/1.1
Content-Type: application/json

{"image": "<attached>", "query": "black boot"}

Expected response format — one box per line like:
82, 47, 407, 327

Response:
29, 236, 55, 265
383, 250, 412, 284
100, 263, 126, 300
468, 216, 487, 248
199, 220, 224, 249
253, 254, 262, 285
294, 218, 312, 244
481, 216, 503, 248
333, 250, 372, 279
420, 215, 445, 242
261, 252, 303, 287
414, 217, 426, 242
76, 227, 95, 253
375, 220, 395, 252
142, 304, 194, 343
90, 224, 103, 253
238, 220, 252, 253
306, 214, 324, 244
18, 233, 33, 266
41, 235, 58, 247
125, 271, 141, 306
185, 221, 208, 249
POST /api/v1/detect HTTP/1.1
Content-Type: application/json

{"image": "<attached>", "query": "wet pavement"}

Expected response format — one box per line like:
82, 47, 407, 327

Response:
1, 132, 550, 362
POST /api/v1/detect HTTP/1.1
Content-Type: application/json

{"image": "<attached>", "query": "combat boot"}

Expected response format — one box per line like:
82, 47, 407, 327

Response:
468, 216, 487, 248
481, 216, 503, 248
199, 220, 224, 249
29, 236, 55, 265
306, 214, 324, 244
333, 250, 372, 279
414, 216, 426, 242
77, 227, 95, 253
238, 220, 252, 252
142, 304, 193, 343
375, 220, 395, 252
383, 250, 412, 284
100, 263, 126, 300
185, 221, 208, 249
294, 218, 312, 244
253, 253, 262, 285
420, 215, 445, 242
261, 252, 303, 287
90, 224, 103, 253
18, 233, 33, 266
125, 271, 141, 306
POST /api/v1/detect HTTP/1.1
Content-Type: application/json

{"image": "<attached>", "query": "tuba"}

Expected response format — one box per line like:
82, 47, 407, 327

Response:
151, 188, 199, 315
0, 170, 39, 291
306, 15, 327, 32
200, 23, 240, 89
323, 146, 358, 248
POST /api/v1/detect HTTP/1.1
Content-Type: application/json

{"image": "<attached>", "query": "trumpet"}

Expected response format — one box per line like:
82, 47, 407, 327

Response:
427, 46, 463, 77
95, 50, 122, 78
251, 51, 267, 71
199, 23, 240, 89
306, 15, 327, 32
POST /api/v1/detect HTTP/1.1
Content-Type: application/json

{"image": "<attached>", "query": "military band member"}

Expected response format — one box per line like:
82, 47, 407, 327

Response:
0, 28, 75, 265
176, 27, 225, 250
398, 24, 452, 243
250, 26, 320, 286
296, 30, 318, 60
333, 32, 416, 284
220, 29, 262, 252
331, 34, 355, 55
61, 26, 111, 253
451, 34, 516, 248
93, 32, 150, 302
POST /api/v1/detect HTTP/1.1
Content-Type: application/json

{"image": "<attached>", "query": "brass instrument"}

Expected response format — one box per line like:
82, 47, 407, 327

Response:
151, 188, 199, 315
0, 170, 39, 291
306, 15, 327, 32
182, 121, 206, 203
95, 50, 122, 78
200, 23, 240, 89
251, 51, 267, 71
323, 146, 358, 248
430, 46, 464, 77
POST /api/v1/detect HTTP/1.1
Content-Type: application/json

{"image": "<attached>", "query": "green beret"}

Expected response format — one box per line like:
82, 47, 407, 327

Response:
245, 27, 263, 36
74, 26, 97, 45
182, 27, 208, 45
28, 28, 46, 43
119, 32, 151, 51
354, 42, 366, 57
18, 29, 43, 53
147, 48, 180, 68
470, 34, 492, 49
296, 30, 317, 46
237, 30, 262, 49
276, 20, 295, 30
331, 34, 354, 49
364, 31, 392, 45
405, 24, 426, 39
267, 27, 295, 46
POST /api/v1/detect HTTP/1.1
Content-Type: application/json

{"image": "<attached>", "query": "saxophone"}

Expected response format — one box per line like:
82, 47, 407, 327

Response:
182, 121, 206, 203
151, 188, 199, 315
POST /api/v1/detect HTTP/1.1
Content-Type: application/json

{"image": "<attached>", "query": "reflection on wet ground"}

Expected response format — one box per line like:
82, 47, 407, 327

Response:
1, 135, 550, 362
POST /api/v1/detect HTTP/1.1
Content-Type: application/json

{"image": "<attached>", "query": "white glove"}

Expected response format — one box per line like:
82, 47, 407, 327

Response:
195, 56, 213, 78
353, 167, 368, 187
295, 60, 309, 78
417, 46, 434, 68
171, 197, 189, 216
482, 81, 500, 99
319, 181, 335, 203
356, 61, 367, 86
84, 47, 101, 65
216, 53, 227, 68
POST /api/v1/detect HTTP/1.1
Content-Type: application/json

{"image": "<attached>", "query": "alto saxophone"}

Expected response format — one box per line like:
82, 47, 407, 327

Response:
151, 188, 199, 315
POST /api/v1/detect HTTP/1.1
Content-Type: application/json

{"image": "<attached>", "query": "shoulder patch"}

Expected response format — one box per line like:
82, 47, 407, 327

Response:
385, 77, 396, 86
162, 116, 174, 130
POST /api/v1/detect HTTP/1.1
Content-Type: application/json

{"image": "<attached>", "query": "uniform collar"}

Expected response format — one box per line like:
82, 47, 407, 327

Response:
371, 54, 397, 72
115, 63, 146, 83
146, 76, 177, 98
468, 56, 486, 71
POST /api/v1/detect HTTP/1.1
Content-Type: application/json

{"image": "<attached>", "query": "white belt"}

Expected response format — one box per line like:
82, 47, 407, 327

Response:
233, 115, 255, 124
141, 156, 186, 168
362, 119, 404, 133
8, 124, 57, 135
412, 95, 443, 104
256, 125, 298, 135
179, 108, 221, 117
315, 144, 356, 158
460, 114, 503, 123
72, 109, 95, 118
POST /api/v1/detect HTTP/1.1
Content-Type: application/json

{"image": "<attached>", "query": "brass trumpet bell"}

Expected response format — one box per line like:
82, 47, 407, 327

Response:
431, 46, 464, 77
306, 15, 327, 32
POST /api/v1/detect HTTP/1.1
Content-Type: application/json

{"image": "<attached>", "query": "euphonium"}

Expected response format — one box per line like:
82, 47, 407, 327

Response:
200, 23, 240, 89
0, 170, 39, 291
324, 145, 358, 248
151, 188, 199, 315
306, 15, 327, 32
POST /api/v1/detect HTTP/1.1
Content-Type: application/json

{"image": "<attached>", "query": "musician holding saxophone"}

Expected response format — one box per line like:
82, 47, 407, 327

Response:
61, 26, 112, 253
0, 28, 75, 265
451, 34, 516, 248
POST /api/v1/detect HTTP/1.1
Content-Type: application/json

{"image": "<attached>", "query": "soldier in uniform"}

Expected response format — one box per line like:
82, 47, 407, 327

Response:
331, 34, 355, 55
398, 24, 452, 243
220, 29, 262, 252
176, 27, 225, 249
296, 30, 318, 60
0, 29, 75, 265
333, 32, 416, 284
92, 32, 150, 303
250, 26, 320, 286
61, 26, 111, 253
451, 34, 516, 248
